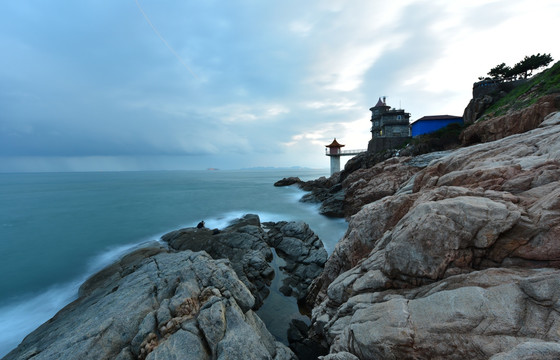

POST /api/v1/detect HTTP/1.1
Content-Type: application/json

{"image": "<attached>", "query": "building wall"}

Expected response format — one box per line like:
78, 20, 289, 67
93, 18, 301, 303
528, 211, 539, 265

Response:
367, 136, 409, 153
369, 101, 411, 152
383, 124, 410, 137
411, 118, 463, 137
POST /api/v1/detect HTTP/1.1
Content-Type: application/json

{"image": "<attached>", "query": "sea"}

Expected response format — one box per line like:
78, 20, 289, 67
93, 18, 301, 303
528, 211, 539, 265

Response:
0, 169, 348, 357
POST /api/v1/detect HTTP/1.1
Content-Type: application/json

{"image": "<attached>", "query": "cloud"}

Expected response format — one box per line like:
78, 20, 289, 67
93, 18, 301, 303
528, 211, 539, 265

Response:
1, 0, 559, 171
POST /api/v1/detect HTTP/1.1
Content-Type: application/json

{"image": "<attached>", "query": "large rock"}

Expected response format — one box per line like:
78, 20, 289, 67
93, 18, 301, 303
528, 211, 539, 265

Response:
462, 94, 496, 125
340, 157, 419, 218
307, 112, 560, 359
320, 268, 560, 359
162, 214, 328, 306
161, 214, 274, 309
274, 177, 302, 187
4, 246, 294, 360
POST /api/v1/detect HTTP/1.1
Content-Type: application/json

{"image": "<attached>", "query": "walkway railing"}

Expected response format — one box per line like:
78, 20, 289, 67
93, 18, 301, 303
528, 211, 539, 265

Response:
325, 149, 367, 156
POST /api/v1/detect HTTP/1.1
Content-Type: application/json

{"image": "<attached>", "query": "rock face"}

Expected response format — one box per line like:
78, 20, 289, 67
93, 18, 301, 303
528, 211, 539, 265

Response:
263, 221, 328, 301
4, 245, 293, 360
322, 268, 560, 360
290, 151, 451, 220
162, 214, 274, 309
6, 215, 329, 360
161, 214, 328, 308
461, 94, 560, 145
307, 112, 560, 359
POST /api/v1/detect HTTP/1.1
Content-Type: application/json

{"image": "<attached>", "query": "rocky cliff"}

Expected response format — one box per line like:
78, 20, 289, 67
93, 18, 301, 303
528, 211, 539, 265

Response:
278, 63, 560, 222
306, 112, 560, 359
461, 94, 560, 145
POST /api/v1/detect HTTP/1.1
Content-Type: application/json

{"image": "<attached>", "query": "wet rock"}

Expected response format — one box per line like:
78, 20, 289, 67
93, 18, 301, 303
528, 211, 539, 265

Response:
287, 319, 328, 360
264, 221, 329, 301
274, 177, 302, 187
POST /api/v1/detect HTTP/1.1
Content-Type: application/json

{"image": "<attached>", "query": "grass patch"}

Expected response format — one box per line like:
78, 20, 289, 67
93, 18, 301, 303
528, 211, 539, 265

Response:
483, 61, 560, 118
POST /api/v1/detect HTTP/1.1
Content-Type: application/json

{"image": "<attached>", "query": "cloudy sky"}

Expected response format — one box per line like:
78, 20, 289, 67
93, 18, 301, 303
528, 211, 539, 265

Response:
1, 0, 559, 172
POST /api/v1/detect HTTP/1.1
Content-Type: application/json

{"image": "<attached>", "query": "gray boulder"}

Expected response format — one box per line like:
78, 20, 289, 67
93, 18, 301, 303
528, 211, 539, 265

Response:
163, 215, 328, 304
161, 214, 274, 309
316, 268, 560, 359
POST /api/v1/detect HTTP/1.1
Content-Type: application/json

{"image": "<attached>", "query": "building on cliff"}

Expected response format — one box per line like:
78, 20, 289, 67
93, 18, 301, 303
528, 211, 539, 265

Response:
411, 115, 463, 137
367, 97, 411, 152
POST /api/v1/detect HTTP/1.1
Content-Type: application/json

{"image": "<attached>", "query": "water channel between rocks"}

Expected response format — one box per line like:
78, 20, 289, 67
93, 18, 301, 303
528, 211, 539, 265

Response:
256, 248, 310, 345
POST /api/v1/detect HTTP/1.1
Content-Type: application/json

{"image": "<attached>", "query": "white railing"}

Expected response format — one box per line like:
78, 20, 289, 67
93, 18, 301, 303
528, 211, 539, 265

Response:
325, 148, 367, 156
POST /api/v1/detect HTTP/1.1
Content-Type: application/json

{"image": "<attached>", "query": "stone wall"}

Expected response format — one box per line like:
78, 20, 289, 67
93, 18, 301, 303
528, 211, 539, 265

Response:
367, 136, 409, 153
472, 78, 526, 98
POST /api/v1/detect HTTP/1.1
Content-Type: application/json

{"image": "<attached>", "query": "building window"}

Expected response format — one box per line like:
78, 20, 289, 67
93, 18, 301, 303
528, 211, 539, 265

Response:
397, 115, 402, 120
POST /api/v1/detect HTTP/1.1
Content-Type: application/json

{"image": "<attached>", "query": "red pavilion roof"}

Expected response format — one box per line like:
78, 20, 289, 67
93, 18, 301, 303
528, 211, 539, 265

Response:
325, 138, 345, 148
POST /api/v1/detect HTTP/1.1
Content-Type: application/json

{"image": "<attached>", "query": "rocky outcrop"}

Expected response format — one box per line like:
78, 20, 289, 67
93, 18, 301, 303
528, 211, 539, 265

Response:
461, 94, 560, 145
340, 157, 419, 218
4, 244, 294, 360
276, 151, 448, 220
312, 151, 450, 219
307, 112, 560, 359
274, 177, 303, 187
463, 94, 496, 125
162, 214, 328, 307
162, 214, 274, 309
317, 268, 560, 359
6, 215, 330, 360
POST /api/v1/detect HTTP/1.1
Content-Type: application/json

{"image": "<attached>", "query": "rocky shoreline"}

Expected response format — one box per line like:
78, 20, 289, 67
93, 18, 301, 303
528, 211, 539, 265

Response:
3, 215, 327, 360
5, 103, 560, 359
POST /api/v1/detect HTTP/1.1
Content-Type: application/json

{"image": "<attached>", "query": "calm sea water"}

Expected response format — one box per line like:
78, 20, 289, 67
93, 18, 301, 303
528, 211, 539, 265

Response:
0, 169, 347, 356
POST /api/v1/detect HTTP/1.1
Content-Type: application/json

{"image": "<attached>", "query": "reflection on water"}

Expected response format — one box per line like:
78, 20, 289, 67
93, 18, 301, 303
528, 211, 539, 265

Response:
256, 248, 310, 345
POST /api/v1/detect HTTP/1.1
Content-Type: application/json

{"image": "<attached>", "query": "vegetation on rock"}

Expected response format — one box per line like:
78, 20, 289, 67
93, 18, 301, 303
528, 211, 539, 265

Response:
481, 53, 553, 80
481, 59, 560, 118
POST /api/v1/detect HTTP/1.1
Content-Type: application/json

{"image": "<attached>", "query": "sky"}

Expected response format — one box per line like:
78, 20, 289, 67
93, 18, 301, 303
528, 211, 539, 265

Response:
1, 0, 559, 172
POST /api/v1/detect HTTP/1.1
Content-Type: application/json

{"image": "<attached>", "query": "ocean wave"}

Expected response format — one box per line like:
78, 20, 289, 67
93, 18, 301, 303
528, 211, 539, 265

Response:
0, 280, 80, 357
0, 241, 155, 358
185, 210, 292, 230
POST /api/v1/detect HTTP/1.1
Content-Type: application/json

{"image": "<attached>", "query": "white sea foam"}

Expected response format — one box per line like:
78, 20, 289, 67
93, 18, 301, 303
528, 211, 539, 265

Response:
0, 241, 153, 358
193, 210, 289, 230
0, 280, 80, 357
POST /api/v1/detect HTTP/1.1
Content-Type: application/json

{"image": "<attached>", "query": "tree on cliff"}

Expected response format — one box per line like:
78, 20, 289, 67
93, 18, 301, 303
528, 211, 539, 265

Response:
484, 53, 553, 80
511, 53, 554, 79
488, 62, 513, 79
